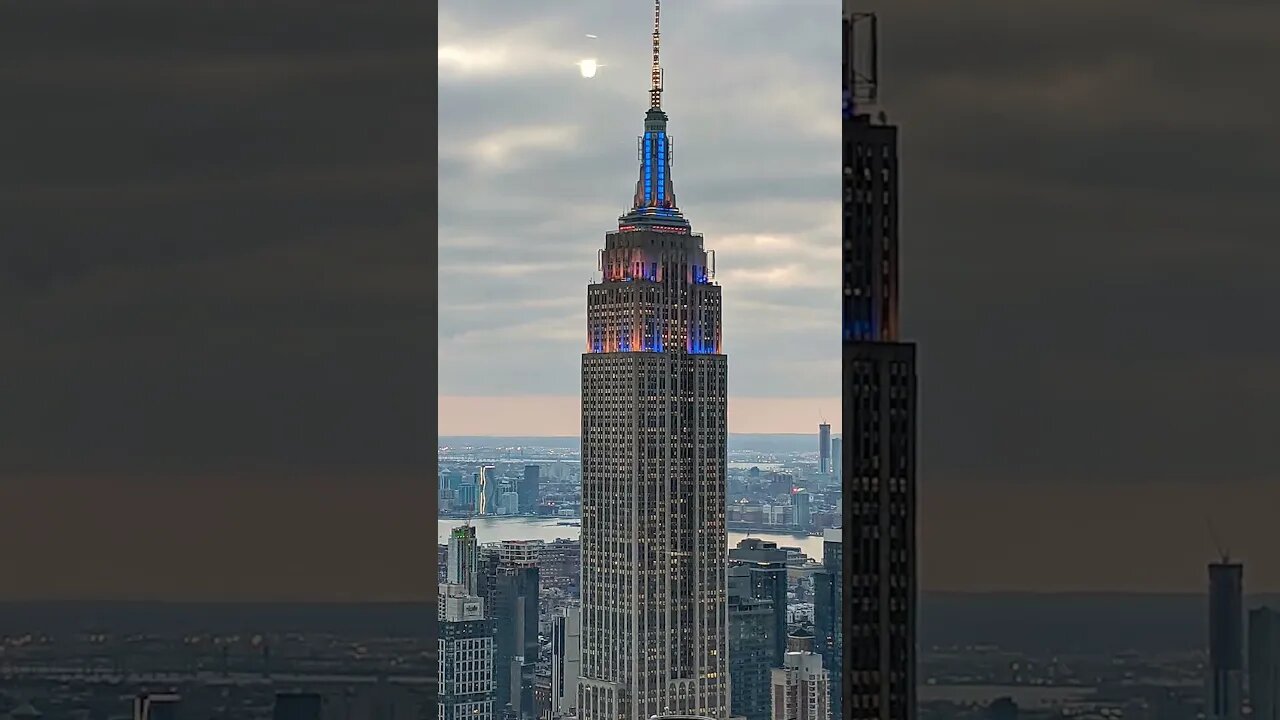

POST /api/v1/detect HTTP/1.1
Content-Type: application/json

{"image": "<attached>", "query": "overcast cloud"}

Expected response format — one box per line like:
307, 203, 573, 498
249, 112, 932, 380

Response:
438, 0, 843, 411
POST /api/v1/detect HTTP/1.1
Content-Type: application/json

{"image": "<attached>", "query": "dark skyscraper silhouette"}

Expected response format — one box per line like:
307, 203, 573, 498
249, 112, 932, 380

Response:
1209, 558, 1244, 720
819, 422, 832, 474
727, 569, 777, 720
842, 7, 917, 720
813, 529, 843, 718
728, 538, 789, 667
519, 464, 540, 513
480, 545, 541, 719
1251, 607, 1280, 720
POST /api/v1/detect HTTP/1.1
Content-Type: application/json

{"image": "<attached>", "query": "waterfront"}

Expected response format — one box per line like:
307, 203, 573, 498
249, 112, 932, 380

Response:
437, 516, 830, 560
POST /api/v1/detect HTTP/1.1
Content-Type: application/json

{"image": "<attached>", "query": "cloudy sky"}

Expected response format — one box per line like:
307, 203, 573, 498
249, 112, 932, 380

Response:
441, 0, 1280, 591
438, 0, 843, 435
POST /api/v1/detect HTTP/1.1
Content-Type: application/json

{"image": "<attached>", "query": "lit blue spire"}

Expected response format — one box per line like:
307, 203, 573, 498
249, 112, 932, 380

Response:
619, 0, 690, 232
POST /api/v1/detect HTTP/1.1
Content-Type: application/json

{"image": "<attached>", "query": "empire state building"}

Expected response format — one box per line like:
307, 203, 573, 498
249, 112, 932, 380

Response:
577, 2, 729, 719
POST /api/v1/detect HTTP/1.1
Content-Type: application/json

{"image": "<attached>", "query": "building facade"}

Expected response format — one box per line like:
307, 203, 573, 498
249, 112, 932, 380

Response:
729, 567, 779, 720
577, 3, 729, 718
728, 538, 789, 667
842, 9, 917, 720
519, 465, 541, 514
484, 562, 540, 719
1250, 607, 1280, 720
818, 423, 832, 474
478, 466, 498, 516
552, 606, 583, 718
439, 584, 496, 720
811, 530, 842, 719
448, 524, 480, 594
770, 651, 830, 720
793, 491, 811, 531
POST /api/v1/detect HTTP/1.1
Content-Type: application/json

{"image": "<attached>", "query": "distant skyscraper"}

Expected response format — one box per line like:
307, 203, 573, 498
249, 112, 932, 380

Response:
134, 694, 181, 720
478, 466, 498, 516
552, 606, 583, 718
272, 693, 324, 720
842, 10, 917, 720
498, 491, 520, 515
577, 3, 728, 718
448, 524, 480, 594
729, 569, 778, 720
1250, 607, 1280, 720
811, 530, 842, 719
830, 438, 842, 481
729, 538, 790, 667
793, 490, 811, 530
770, 650, 830, 720
1209, 559, 1244, 720
818, 423, 832, 474
520, 465, 541, 514
439, 583, 496, 720
458, 480, 479, 513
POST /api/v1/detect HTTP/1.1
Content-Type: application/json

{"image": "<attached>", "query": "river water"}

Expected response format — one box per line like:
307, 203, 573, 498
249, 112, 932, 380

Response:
437, 516, 828, 560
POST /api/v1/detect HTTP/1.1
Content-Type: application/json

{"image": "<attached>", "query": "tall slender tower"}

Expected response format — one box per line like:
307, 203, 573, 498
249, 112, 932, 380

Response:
818, 423, 832, 474
842, 7, 918, 720
578, 3, 729, 718
1208, 558, 1244, 720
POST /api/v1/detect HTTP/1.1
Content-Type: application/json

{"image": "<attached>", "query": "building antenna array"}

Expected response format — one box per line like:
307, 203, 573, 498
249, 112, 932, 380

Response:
1205, 515, 1229, 563
650, 0, 664, 109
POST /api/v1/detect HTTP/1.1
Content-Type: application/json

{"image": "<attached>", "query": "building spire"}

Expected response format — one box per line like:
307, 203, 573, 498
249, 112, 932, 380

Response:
650, 0, 663, 109
618, 0, 689, 231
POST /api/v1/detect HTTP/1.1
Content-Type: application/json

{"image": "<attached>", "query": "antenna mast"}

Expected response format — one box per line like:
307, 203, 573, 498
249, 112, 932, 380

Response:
1205, 516, 1229, 563
650, 0, 663, 108
843, 11, 879, 116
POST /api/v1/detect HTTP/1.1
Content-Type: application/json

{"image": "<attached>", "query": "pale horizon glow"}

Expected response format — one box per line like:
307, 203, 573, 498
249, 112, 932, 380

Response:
439, 395, 841, 436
